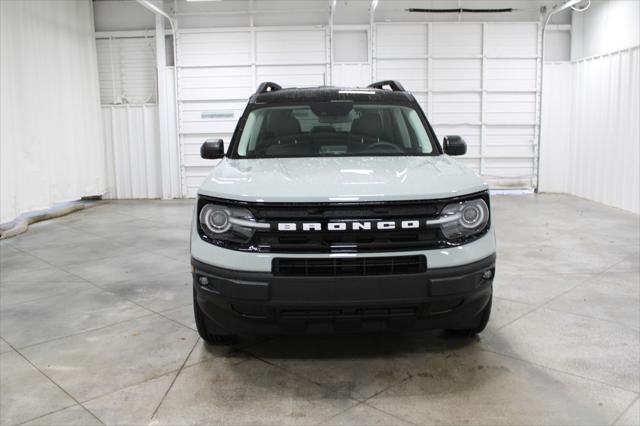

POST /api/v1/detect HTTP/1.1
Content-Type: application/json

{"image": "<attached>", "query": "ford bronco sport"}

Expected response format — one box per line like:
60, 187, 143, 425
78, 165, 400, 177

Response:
191, 80, 496, 343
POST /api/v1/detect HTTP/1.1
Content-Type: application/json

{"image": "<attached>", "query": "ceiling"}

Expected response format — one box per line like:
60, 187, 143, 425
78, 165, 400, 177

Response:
93, 0, 573, 32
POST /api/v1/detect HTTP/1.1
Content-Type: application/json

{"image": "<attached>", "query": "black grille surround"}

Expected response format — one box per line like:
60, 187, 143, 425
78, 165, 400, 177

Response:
196, 191, 490, 254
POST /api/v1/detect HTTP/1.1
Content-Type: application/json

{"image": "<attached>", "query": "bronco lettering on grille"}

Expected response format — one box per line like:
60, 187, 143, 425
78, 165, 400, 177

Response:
276, 220, 424, 231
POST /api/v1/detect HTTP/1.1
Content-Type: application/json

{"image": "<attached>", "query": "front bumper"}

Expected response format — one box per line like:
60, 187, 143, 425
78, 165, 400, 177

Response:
191, 215, 497, 272
192, 254, 495, 335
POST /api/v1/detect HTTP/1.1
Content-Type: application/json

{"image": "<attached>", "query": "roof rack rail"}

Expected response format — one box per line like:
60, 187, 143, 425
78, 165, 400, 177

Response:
367, 80, 406, 92
256, 81, 282, 94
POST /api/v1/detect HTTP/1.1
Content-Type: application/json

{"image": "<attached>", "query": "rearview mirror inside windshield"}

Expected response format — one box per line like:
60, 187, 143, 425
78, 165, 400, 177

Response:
310, 101, 353, 117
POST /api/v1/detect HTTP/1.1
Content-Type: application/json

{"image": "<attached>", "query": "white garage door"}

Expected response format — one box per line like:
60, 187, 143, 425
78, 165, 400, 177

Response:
176, 28, 328, 197
374, 23, 540, 189
176, 23, 538, 195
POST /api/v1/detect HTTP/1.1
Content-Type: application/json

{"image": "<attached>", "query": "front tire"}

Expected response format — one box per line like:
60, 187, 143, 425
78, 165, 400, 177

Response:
193, 289, 236, 345
446, 295, 492, 337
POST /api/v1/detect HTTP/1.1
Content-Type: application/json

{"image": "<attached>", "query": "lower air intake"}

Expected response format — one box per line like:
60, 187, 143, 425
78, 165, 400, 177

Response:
272, 255, 426, 277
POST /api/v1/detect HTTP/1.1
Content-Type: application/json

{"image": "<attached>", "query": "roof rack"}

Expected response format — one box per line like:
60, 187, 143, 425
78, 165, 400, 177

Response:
255, 81, 282, 94
367, 80, 406, 92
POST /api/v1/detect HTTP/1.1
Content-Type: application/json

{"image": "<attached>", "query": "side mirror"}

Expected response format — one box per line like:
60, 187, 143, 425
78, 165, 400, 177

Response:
200, 139, 225, 159
443, 135, 467, 156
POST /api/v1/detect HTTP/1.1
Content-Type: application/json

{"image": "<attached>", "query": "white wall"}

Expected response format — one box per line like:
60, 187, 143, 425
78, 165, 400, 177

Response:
572, 0, 640, 60
99, 68, 180, 200
540, 0, 640, 213
0, 0, 105, 224
101, 105, 162, 199
567, 48, 639, 213
545, 28, 572, 61
96, 35, 158, 104
93, 0, 154, 32
539, 62, 572, 193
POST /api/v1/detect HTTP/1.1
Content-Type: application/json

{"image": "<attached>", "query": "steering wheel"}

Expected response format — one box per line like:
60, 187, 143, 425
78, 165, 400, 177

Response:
363, 141, 404, 153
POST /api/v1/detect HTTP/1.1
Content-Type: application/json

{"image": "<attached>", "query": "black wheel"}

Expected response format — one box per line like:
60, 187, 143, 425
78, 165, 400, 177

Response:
193, 289, 236, 345
446, 295, 492, 337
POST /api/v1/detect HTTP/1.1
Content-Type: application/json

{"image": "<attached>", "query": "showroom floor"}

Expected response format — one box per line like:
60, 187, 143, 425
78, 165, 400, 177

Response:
0, 194, 638, 426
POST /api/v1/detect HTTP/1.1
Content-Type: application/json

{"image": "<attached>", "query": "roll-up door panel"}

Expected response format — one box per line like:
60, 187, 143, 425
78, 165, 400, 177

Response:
177, 28, 328, 196
375, 22, 539, 189
431, 24, 482, 57
179, 32, 251, 66
256, 30, 326, 64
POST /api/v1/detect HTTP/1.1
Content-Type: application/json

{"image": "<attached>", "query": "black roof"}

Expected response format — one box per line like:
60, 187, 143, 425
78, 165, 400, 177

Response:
249, 82, 416, 105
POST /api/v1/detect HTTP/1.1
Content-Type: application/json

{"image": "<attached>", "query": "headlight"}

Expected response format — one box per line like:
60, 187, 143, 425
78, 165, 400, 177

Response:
200, 205, 232, 234
433, 198, 489, 240
198, 203, 268, 244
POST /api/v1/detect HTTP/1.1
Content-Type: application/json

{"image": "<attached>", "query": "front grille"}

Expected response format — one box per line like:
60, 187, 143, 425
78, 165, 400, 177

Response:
197, 192, 490, 253
272, 255, 426, 276
256, 228, 443, 253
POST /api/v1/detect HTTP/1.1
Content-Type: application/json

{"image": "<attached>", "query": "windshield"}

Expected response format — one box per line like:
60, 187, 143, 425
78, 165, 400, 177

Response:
234, 103, 438, 158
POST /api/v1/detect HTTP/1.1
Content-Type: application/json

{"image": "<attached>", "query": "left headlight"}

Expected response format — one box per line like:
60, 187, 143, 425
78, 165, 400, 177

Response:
433, 198, 490, 240
198, 203, 267, 244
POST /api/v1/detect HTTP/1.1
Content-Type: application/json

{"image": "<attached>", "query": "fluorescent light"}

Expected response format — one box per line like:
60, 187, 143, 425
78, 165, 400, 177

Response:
371, 0, 379, 10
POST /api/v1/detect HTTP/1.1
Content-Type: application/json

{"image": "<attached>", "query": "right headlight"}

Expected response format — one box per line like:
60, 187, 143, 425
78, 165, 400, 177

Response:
432, 198, 490, 240
198, 202, 269, 244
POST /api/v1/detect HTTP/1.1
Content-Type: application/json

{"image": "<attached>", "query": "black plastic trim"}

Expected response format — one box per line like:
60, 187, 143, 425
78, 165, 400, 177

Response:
368, 80, 406, 91
192, 253, 495, 284
196, 191, 491, 253
255, 81, 282, 94
197, 190, 489, 209
191, 254, 496, 334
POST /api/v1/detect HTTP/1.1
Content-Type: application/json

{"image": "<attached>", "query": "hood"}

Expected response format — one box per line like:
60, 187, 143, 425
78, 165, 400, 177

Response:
197, 156, 487, 203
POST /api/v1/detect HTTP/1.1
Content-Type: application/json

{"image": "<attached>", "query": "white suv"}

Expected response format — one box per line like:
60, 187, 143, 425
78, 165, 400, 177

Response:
191, 80, 496, 343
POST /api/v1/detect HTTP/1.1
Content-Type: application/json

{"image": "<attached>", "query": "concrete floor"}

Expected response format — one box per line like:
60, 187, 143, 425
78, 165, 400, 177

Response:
0, 194, 638, 426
